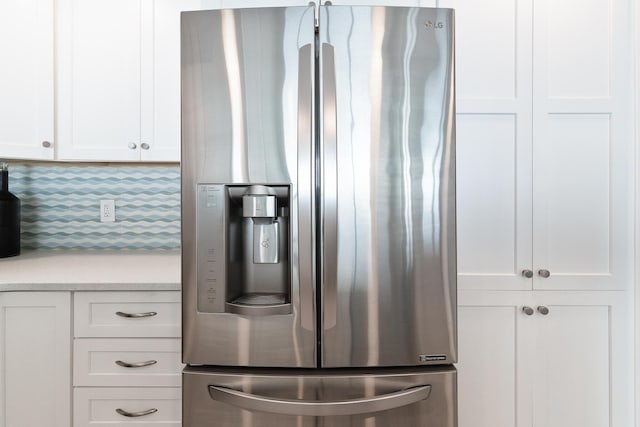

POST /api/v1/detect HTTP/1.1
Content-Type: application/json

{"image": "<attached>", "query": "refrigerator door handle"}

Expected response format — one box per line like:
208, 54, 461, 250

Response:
321, 42, 338, 330
208, 384, 432, 417
298, 43, 315, 332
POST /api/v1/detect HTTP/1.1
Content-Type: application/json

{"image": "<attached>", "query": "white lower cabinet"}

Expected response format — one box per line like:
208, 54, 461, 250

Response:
457, 290, 632, 427
0, 292, 72, 427
74, 338, 182, 387
74, 387, 181, 426
72, 291, 182, 427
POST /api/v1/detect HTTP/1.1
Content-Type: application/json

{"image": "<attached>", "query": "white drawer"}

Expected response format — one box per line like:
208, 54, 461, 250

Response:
74, 338, 183, 387
74, 291, 180, 338
74, 387, 181, 427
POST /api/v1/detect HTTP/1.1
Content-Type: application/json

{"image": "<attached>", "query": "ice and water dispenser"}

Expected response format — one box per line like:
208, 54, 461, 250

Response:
196, 184, 291, 315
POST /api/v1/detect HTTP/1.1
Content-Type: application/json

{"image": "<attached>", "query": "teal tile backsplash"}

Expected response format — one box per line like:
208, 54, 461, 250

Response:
8, 164, 180, 250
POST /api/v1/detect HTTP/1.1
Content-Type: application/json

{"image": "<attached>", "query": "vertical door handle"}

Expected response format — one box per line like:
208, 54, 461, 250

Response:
321, 42, 338, 330
297, 43, 315, 332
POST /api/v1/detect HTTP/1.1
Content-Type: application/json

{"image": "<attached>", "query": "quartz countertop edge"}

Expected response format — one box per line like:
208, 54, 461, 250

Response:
0, 251, 181, 292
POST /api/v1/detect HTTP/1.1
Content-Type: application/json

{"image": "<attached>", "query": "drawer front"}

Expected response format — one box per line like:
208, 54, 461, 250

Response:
74, 291, 180, 338
74, 387, 181, 427
74, 338, 182, 387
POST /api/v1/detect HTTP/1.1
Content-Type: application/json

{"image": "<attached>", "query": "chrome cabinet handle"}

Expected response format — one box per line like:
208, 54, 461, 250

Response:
522, 306, 534, 316
128, 142, 137, 150
521, 269, 533, 278
537, 306, 550, 315
115, 359, 157, 368
42, 141, 52, 148
208, 384, 431, 417
140, 142, 150, 150
116, 408, 158, 418
115, 311, 157, 318
537, 269, 550, 278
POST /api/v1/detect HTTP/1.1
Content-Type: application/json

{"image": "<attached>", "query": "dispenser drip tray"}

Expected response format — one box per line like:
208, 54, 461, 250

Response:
226, 293, 291, 315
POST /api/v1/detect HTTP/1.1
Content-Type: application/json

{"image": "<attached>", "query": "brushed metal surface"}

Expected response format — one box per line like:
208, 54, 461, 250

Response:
183, 365, 456, 427
181, 6, 316, 367
319, 6, 457, 367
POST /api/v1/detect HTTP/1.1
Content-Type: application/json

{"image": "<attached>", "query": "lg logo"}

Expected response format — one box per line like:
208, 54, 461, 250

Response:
424, 20, 444, 29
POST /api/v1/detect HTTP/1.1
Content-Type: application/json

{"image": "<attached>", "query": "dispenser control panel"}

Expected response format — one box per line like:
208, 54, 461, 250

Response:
196, 184, 226, 313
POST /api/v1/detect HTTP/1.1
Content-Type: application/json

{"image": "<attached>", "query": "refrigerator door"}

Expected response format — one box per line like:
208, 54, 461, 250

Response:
319, 6, 456, 368
183, 366, 456, 427
181, 6, 316, 367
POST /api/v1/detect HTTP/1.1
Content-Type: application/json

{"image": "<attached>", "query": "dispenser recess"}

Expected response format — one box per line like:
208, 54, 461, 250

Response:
196, 184, 291, 316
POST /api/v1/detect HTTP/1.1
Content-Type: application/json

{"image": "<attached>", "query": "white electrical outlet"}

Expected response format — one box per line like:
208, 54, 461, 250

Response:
100, 199, 116, 222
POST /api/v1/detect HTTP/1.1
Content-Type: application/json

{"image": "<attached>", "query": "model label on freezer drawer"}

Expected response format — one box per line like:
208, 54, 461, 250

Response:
419, 354, 447, 362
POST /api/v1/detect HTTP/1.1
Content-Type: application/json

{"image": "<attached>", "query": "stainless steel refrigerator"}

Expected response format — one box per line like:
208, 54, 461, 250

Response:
181, 4, 456, 426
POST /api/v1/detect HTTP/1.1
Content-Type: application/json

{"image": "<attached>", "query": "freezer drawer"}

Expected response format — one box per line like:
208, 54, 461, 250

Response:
183, 366, 456, 427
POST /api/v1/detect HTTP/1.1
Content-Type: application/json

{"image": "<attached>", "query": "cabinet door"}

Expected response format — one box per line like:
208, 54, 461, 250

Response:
57, 0, 142, 161
532, 0, 633, 290
448, 0, 533, 291
457, 291, 533, 427
531, 291, 631, 427
0, 292, 71, 427
0, 0, 54, 160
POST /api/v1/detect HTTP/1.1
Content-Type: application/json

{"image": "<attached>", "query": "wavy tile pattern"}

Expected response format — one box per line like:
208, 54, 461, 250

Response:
6, 164, 180, 250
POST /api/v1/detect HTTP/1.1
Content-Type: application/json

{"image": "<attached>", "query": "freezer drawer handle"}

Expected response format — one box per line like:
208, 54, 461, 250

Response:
115, 408, 158, 418
115, 359, 158, 368
115, 311, 157, 318
208, 384, 432, 416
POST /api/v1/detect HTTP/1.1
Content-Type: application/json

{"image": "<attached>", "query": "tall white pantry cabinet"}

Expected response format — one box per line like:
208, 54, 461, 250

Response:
452, 0, 634, 426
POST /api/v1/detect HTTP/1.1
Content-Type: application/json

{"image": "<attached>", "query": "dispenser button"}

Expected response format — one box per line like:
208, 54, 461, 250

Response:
253, 222, 279, 264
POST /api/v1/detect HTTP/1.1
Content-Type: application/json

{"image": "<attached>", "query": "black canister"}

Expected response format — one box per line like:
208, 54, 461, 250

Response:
0, 162, 20, 258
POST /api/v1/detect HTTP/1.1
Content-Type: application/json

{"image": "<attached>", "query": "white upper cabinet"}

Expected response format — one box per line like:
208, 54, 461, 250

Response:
57, 0, 144, 161
455, 0, 633, 291
57, 0, 180, 162
0, 0, 55, 160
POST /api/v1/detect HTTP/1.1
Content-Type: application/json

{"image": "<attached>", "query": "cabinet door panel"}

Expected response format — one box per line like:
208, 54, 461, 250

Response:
0, 0, 54, 160
0, 292, 71, 427
532, 0, 633, 291
544, 0, 610, 99
57, 0, 142, 161
535, 115, 610, 278
531, 292, 629, 427
533, 305, 609, 427
452, 0, 533, 291
457, 292, 532, 427
457, 114, 531, 290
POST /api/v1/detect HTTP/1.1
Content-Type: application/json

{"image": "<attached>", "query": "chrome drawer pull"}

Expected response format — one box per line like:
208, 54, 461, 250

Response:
116, 408, 158, 418
115, 359, 158, 368
115, 311, 157, 318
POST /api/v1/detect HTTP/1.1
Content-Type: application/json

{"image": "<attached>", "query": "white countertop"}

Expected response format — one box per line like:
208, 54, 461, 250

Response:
0, 251, 181, 291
